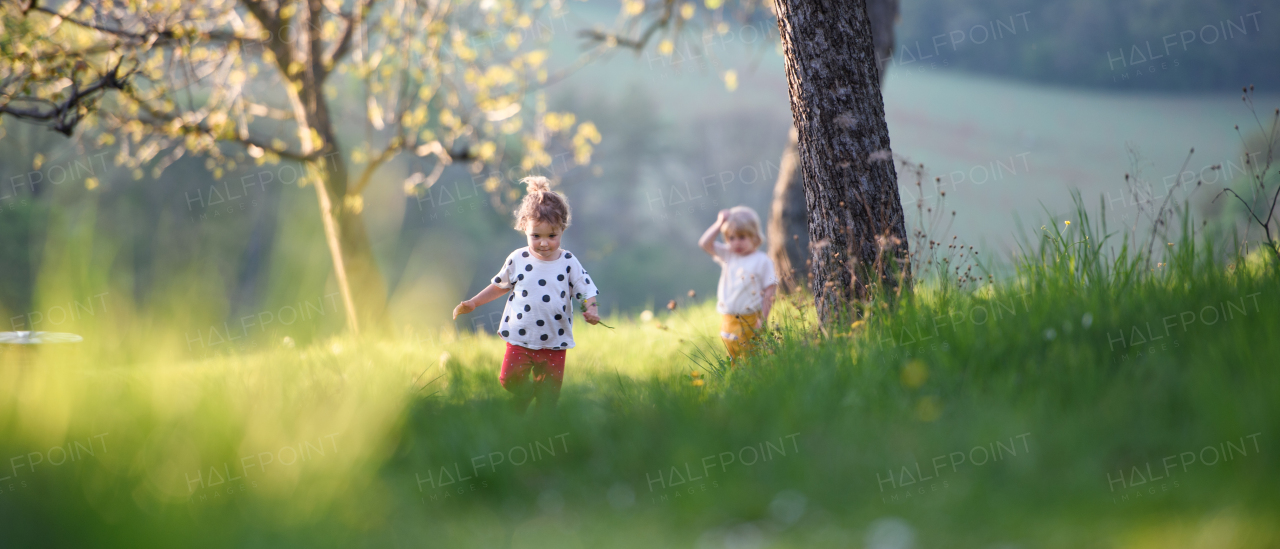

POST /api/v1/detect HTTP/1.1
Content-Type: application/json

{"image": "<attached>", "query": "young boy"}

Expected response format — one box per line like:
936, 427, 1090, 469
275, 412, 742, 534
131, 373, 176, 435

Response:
698, 206, 777, 364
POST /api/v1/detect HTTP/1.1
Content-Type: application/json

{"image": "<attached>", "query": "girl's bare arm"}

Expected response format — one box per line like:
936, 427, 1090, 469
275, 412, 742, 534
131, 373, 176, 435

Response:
452, 284, 511, 319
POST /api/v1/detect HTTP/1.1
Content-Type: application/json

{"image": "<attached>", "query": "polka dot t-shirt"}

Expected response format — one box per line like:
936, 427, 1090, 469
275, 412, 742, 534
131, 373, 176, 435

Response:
491, 247, 599, 350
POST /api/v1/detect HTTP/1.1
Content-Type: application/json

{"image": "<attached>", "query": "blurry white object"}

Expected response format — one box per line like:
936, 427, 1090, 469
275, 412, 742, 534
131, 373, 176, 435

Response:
0, 331, 83, 344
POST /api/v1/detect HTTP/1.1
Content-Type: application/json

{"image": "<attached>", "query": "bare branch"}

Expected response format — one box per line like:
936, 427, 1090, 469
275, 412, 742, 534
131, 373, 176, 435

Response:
242, 0, 295, 75
324, 1, 375, 77
1214, 188, 1269, 229
578, 0, 680, 51
0, 63, 131, 135
349, 143, 402, 197
30, 5, 169, 42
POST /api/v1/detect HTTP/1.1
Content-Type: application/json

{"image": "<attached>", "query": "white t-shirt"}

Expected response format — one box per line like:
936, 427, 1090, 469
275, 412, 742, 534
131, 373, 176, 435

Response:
491, 247, 599, 350
713, 242, 777, 315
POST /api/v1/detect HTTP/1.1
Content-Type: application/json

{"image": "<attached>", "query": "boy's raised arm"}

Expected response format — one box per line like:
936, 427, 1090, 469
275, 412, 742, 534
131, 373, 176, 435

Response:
699, 209, 731, 256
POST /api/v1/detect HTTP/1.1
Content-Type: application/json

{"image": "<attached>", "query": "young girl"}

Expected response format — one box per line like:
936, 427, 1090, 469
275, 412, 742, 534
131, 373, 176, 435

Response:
698, 206, 777, 364
453, 176, 601, 412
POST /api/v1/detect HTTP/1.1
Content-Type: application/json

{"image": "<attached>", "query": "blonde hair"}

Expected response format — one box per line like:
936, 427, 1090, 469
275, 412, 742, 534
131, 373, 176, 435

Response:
514, 176, 571, 231
721, 205, 763, 247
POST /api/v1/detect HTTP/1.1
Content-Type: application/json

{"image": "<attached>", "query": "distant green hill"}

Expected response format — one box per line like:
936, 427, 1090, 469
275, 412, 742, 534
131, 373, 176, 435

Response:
895, 0, 1275, 91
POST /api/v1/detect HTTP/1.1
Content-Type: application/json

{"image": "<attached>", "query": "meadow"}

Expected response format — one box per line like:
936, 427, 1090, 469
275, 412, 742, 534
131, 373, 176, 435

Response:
1, 199, 1277, 549
3, 1, 1278, 546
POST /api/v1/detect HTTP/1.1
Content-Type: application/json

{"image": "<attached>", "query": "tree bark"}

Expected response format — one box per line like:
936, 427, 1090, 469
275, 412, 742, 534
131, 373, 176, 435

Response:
774, 0, 908, 323
767, 0, 897, 296
766, 127, 809, 294
282, 0, 387, 334
307, 113, 388, 335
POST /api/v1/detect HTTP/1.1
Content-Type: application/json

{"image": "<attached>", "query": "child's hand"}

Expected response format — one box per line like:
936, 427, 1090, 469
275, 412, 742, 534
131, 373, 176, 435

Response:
754, 318, 763, 330
452, 299, 475, 319
717, 209, 731, 223
583, 305, 601, 325
578, 300, 613, 328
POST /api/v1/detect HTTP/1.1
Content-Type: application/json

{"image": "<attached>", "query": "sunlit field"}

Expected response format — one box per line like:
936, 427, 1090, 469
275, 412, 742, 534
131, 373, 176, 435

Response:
4, 0, 1280, 547
2, 204, 1277, 548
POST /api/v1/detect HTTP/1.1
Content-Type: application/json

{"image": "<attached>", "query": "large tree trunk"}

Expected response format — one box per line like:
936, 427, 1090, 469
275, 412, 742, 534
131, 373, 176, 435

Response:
766, 128, 808, 293
308, 130, 388, 335
774, 0, 909, 323
286, 0, 387, 335
768, 0, 897, 295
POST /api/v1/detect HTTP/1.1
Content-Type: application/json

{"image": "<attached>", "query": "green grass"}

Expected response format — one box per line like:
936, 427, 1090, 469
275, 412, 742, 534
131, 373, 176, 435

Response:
2, 210, 1279, 548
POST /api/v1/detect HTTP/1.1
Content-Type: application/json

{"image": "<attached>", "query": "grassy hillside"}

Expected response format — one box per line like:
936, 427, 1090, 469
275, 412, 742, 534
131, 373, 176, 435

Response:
1, 203, 1277, 548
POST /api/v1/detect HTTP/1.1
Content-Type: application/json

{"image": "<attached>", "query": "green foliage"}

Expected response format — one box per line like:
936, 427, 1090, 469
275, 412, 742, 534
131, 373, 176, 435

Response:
0, 0, 600, 209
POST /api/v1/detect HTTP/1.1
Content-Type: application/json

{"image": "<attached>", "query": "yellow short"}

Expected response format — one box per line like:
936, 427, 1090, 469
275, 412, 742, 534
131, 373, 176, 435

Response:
720, 312, 761, 363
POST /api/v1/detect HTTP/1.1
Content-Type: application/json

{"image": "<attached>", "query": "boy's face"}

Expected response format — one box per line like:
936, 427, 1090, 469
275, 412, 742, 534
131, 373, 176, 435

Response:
725, 231, 757, 255
526, 221, 563, 260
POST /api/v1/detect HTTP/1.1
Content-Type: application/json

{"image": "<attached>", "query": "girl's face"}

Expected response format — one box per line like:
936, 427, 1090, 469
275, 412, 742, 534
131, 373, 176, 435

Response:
526, 221, 563, 260
726, 231, 757, 255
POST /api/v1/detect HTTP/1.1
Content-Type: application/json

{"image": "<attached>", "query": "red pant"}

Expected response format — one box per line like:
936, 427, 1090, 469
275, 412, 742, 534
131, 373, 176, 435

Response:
499, 343, 566, 412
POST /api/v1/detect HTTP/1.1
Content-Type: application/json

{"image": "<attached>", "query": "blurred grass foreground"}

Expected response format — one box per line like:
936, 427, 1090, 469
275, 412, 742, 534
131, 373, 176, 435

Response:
0, 198, 1278, 549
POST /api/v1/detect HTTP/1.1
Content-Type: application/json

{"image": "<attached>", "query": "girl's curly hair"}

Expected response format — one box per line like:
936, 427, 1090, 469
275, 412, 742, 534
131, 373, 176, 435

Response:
514, 176, 571, 231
